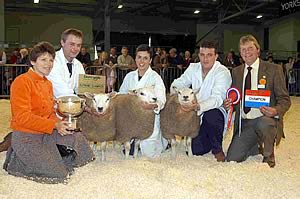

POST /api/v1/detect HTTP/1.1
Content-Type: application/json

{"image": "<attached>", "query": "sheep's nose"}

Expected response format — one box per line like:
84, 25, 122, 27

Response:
183, 96, 189, 100
98, 107, 103, 112
152, 97, 157, 102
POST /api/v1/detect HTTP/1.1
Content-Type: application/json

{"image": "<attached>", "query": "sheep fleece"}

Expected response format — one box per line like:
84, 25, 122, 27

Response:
160, 95, 200, 140
113, 94, 155, 143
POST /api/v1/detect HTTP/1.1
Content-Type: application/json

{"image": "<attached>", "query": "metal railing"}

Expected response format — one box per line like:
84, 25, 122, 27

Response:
2, 64, 298, 98
0, 64, 29, 98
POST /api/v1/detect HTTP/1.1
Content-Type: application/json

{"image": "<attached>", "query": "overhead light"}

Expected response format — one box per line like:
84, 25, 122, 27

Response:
256, 14, 263, 19
34, 0, 39, 3
117, 0, 123, 9
194, 10, 200, 14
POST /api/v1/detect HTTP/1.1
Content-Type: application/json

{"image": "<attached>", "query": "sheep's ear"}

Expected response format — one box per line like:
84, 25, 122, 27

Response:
192, 88, 200, 95
170, 86, 178, 96
128, 89, 137, 95
108, 91, 117, 99
84, 92, 94, 99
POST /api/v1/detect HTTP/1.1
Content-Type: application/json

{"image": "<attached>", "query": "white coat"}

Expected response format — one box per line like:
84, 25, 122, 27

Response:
171, 61, 232, 132
119, 67, 168, 158
47, 48, 85, 98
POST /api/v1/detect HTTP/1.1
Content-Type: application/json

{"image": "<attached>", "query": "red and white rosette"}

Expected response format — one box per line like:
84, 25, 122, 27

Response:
226, 87, 241, 129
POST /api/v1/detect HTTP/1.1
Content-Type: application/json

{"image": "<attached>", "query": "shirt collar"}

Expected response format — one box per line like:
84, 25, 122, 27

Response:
28, 67, 47, 81
245, 58, 259, 71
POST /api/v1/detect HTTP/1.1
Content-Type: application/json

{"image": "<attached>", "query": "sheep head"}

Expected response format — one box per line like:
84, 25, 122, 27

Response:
84, 92, 117, 114
172, 86, 199, 105
129, 85, 158, 104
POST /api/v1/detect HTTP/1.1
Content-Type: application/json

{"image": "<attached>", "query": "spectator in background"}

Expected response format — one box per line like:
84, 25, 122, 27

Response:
267, 56, 275, 64
168, 48, 183, 69
183, 50, 192, 70
109, 47, 118, 64
230, 49, 241, 66
117, 46, 136, 70
17, 48, 29, 65
76, 46, 92, 68
223, 51, 236, 69
152, 47, 161, 68
9, 49, 19, 64
0, 49, 7, 64
293, 53, 300, 96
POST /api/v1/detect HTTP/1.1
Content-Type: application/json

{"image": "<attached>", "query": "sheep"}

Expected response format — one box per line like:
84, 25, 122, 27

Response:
78, 92, 117, 161
79, 86, 157, 159
113, 86, 157, 158
160, 87, 200, 158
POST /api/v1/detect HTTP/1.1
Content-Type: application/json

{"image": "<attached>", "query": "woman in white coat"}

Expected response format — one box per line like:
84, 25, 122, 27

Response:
119, 44, 168, 158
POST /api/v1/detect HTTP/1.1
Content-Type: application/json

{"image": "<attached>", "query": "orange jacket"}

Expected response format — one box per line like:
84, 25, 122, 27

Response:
10, 68, 58, 134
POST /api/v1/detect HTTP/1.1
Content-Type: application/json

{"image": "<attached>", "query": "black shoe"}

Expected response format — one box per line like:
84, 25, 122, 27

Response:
263, 152, 275, 168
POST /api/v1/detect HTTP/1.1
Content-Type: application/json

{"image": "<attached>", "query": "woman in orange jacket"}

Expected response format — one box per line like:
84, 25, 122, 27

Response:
3, 41, 94, 184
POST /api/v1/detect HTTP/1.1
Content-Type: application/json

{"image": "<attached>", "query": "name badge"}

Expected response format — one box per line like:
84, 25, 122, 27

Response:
245, 90, 270, 108
258, 84, 265, 89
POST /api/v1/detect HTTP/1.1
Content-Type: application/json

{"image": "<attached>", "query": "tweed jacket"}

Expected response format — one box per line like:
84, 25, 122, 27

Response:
232, 59, 291, 145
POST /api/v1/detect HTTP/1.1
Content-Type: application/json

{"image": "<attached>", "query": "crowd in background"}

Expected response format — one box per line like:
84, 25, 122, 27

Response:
1, 45, 300, 95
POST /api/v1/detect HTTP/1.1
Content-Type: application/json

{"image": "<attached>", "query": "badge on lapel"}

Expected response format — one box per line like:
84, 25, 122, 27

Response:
258, 75, 266, 89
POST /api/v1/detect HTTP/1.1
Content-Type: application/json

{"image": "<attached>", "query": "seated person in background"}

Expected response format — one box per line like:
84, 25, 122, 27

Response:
117, 46, 136, 70
170, 40, 232, 162
3, 41, 94, 184
76, 46, 92, 68
224, 34, 291, 168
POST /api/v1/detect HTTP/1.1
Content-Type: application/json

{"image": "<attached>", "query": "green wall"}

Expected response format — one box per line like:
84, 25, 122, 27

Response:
5, 12, 93, 49
269, 18, 295, 52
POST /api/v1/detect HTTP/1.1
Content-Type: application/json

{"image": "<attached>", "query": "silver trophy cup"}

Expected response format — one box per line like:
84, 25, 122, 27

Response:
56, 96, 85, 131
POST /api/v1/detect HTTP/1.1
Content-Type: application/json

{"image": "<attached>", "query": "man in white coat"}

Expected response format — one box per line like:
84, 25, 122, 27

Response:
170, 40, 232, 162
47, 28, 85, 98
119, 44, 168, 158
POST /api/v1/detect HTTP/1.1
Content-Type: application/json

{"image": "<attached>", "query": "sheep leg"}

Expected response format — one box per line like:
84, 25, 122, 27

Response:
92, 141, 97, 151
133, 139, 140, 158
186, 137, 193, 157
124, 141, 131, 159
100, 141, 107, 161
171, 138, 177, 159
180, 136, 186, 147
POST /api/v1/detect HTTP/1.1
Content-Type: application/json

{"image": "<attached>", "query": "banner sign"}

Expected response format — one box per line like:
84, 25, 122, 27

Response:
279, 0, 300, 17
245, 90, 270, 108
78, 74, 106, 94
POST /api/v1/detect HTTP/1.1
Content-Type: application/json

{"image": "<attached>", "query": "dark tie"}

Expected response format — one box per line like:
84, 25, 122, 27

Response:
244, 66, 252, 114
67, 63, 72, 77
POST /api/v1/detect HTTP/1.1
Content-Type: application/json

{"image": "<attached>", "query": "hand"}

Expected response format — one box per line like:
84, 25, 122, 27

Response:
140, 101, 158, 110
223, 98, 232, 111
259, 106, 278, 118
180, 100, 199, 112
55, 121, 74, 136
177, 65, 183, 70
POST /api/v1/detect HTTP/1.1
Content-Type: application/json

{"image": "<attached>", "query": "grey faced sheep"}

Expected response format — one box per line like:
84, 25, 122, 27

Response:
160, 87, 200, 158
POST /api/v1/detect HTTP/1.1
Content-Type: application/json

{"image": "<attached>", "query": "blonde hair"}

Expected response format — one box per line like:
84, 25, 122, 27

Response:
239, 34, 260, 50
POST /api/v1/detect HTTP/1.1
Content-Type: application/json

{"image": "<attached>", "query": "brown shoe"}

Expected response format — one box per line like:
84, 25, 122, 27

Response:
214, 151, 225, 162
0, 132, 12, 153
263, 152, 275, 168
